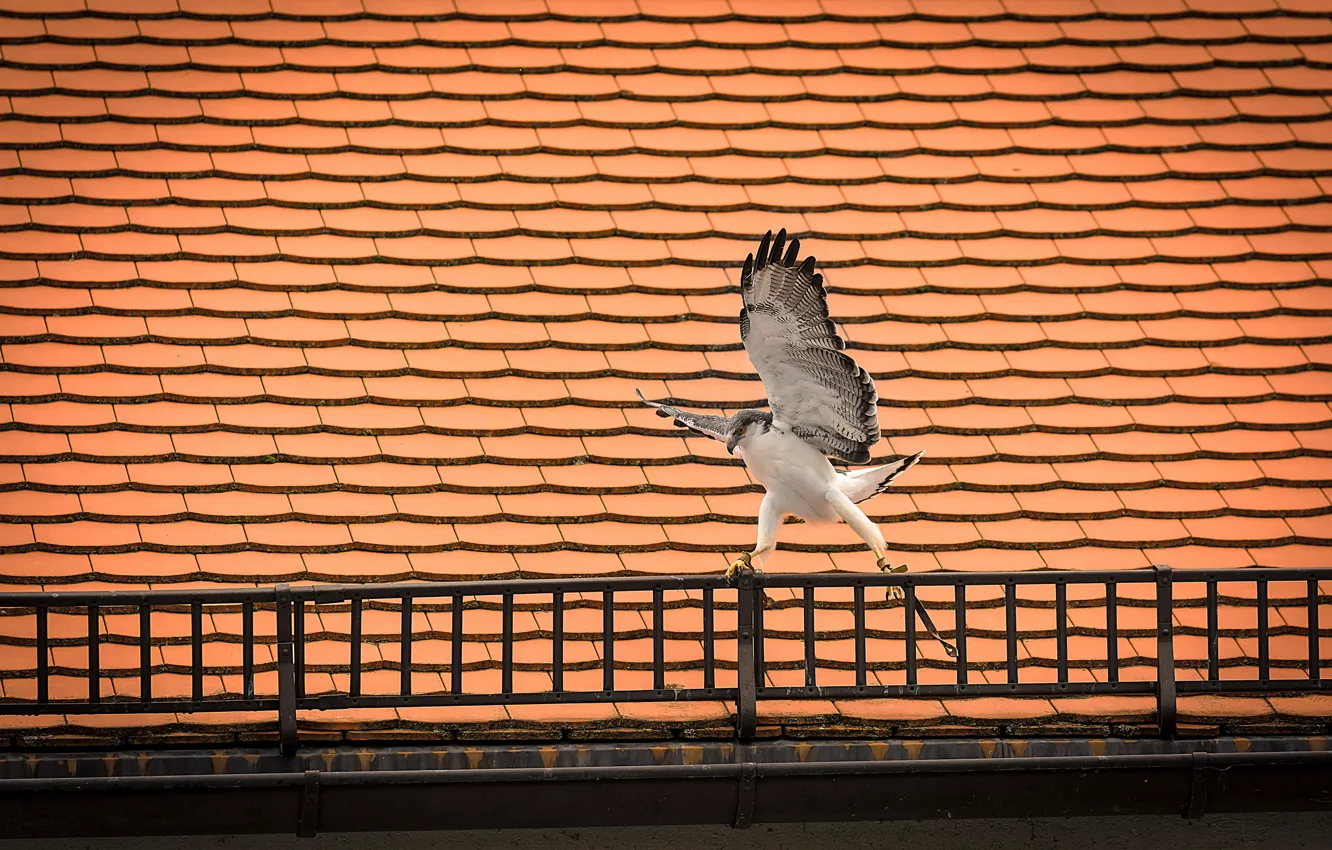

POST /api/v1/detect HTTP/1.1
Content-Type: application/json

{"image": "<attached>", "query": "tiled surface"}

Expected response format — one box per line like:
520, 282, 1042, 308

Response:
1, 0, 1331, 745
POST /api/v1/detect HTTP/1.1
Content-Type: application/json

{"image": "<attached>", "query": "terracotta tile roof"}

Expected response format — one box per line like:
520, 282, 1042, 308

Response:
1, 0, 1331, 745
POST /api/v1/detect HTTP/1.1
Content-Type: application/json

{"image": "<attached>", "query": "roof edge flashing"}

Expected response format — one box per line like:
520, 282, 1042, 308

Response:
3, 743, 1332, 837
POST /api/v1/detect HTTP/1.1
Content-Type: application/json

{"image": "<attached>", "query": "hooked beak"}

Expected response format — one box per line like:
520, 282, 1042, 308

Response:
726, 432, 739, 455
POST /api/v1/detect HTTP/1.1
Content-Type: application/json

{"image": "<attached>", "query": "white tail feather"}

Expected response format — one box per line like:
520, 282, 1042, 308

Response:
836, 450, 924, 504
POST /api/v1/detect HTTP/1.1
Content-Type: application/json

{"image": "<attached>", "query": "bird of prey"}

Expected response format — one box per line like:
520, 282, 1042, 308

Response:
637, 228, 923, 585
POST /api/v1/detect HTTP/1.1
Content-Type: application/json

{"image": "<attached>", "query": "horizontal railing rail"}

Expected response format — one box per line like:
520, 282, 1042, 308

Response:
0, 566, 1327, 755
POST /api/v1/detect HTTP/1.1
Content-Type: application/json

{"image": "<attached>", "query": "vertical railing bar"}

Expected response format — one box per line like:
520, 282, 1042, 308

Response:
803, 587, 816, 689
139, 603, 152, 704
275, 585, 297, 757
36, 604, 49, 704
1005, 583, 1017, 686
502, 591, 514, 696
736, 573, 757, 739
350, 597, 362, 698
753, 581, 765, 688
1309, 578, 1320, 682
242, 600, 254, 702
1055, 582, 1068, 686
87, 604, 100, 705
904, 584, 917, 689
400, 596, 413, 697
603, 589, 614, 693
1155, 565, 1177, 739
1206, 579, 1219, 684
1106, 581, 1119, 685
293, 597, 306, 700
702, 586, 715, 691
954, 584, 967, 687
854, 585, 866, 689
551, 591, 563, 694
451, 593, 463, 695
652, 587, 665, 692
1257, 578, 1269, 683
191, 601, 203, 703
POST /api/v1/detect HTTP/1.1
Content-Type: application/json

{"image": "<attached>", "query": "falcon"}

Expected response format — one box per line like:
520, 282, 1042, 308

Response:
638, 228, 923, 586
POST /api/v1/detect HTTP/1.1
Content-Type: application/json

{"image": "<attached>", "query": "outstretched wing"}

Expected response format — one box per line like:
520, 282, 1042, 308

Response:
739, 229, 880, 464
635, 389, 730, 443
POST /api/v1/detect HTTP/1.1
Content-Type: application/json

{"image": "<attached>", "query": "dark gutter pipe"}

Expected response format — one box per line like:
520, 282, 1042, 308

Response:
3, 751, 1331, 837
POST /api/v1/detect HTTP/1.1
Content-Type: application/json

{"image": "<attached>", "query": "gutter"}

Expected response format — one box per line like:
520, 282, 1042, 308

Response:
3, 746, 1331, 837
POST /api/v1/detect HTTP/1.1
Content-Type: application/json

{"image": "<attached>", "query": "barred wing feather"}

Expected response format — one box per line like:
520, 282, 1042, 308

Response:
633, 389, 730, 443
739, 229, 880, 464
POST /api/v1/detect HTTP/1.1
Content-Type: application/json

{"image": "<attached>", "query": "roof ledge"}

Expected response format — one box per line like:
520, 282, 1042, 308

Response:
3, 737, 1331, 837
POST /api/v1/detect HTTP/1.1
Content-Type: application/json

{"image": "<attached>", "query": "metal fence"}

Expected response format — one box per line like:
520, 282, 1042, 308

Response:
1, 566, 1327, 754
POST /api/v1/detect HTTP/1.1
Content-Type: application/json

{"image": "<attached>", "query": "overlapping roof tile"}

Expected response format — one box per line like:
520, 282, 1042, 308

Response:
1, 0, 1331, 745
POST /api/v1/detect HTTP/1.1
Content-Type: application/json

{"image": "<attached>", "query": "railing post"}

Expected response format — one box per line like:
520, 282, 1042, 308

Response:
275, 584, 299, 757
735, 572, 757, 740
1154, 565, 1177, 739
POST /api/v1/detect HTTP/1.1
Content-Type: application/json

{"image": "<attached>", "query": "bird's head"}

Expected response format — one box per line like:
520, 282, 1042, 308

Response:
726, 409, 772, 455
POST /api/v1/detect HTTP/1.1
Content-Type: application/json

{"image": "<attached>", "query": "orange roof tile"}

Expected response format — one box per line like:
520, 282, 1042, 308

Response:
1, 0, 1330, 743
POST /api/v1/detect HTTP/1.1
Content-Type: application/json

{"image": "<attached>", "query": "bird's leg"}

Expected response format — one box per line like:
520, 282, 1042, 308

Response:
727, 494, 778, 609
822, 489, 957, 656
823, 488, 911, 602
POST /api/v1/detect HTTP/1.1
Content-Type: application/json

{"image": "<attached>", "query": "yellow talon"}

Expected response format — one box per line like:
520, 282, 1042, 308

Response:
726, 552, 753, 580
878, 557, 907, 602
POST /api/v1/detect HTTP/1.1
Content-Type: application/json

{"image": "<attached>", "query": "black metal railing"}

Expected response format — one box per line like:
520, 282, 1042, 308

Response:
0, 566, 1327, 754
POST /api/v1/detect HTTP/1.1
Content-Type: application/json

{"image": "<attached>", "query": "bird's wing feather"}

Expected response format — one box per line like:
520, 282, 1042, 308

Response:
740, 228, 880, 464
635, 389, 730, 443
